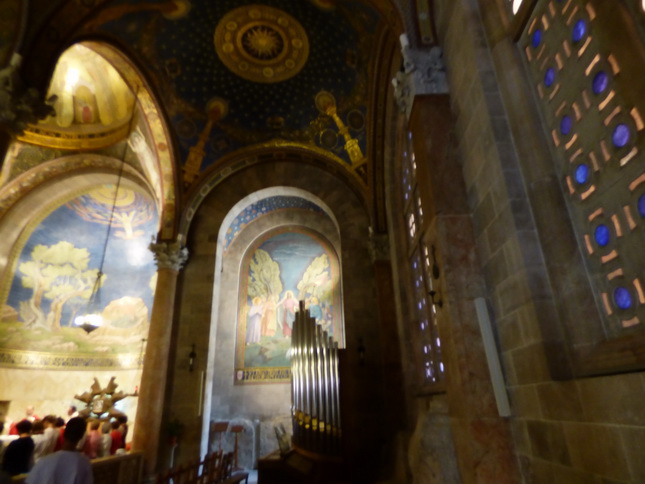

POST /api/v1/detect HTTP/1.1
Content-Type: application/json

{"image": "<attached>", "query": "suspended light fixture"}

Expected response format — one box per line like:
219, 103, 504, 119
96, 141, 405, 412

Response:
74, 94, 136, 334
74, 158, 126, 334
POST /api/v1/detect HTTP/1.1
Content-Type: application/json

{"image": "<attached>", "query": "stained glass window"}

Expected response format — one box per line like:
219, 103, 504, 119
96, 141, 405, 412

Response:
522, 0, 645, 335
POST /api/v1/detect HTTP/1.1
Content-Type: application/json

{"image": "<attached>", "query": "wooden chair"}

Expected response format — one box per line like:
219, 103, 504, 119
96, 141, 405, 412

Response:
200, 450, 223, 484
218, 452, 249, 484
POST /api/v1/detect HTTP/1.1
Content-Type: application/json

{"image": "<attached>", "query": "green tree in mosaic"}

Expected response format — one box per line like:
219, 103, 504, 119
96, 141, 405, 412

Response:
297, 254, 332, 305
248, 249, 283, 299
19, 241, 101, 331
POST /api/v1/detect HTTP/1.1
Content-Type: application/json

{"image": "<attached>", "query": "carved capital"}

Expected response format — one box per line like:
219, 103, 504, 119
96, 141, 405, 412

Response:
0, 54, 56, 136
392, 36, 448, 119
368, 232, 390, 262
149, 238, 189, 271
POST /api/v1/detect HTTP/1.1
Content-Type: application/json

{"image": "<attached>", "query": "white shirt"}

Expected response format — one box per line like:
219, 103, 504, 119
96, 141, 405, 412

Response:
25, 450, 93, 484
99, 435, 111, 458
32, 427, 58, 463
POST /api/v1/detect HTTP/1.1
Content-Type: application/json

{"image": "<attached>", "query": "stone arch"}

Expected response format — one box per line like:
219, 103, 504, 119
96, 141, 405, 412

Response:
180, 146, 368, 239
174, 157, 383, 461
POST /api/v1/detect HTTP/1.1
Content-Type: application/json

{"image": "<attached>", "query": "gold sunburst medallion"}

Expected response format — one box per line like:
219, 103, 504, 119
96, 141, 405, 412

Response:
214, 5, 309, 83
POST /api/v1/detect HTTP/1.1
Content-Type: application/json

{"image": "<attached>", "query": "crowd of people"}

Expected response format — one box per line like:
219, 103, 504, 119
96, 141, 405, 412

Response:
0, 406, 129, 482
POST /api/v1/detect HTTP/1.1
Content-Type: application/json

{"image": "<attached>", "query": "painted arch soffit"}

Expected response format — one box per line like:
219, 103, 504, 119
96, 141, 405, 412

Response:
219, 187, 339, 252
0, 154, 152, 223
73, 41, 179, 240
178, 146, 368, 238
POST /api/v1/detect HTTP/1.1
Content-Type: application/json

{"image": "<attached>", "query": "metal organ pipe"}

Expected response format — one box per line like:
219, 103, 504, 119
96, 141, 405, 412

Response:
290, 300, 341, 456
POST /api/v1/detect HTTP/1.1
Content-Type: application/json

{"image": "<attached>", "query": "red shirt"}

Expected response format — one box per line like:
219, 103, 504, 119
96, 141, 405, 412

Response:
110, 430, 122, 455
54, 427, 65, 451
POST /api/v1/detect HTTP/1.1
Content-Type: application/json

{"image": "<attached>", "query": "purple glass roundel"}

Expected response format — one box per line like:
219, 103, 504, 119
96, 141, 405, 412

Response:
560, 115, 572, 135
612, 124, 631, 148
592, 71, 608, 95
575, 163, 590, 185
594, 224, 610, 247
638, 194, 645, 218
572, 19, 587, 43
614, 287, 633, 310
531, 30, 542, 48
544, 68, 556, 87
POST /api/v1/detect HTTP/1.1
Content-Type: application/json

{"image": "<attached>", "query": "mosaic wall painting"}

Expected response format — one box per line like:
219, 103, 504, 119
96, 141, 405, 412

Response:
0, 185, 158, 368
235, 230, 341, 383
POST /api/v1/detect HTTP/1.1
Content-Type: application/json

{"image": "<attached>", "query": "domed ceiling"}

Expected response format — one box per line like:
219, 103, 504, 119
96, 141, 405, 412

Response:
90, 0, 382, 186
18, 44, 136, 150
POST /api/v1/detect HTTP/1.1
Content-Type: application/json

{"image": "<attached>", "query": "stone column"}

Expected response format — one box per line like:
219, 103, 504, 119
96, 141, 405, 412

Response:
132, 238, 188, 477
408, 94, 520, 483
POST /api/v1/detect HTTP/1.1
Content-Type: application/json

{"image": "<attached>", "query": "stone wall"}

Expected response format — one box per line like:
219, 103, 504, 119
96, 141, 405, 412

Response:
427, 0, 645, 482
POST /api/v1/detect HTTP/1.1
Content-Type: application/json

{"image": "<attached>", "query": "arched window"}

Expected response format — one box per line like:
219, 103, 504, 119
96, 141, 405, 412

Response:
399, 131, 445, 390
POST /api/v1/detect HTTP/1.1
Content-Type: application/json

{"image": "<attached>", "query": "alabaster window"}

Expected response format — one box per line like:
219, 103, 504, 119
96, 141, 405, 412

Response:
519, 0, 645, 373
400, 131, 445, 390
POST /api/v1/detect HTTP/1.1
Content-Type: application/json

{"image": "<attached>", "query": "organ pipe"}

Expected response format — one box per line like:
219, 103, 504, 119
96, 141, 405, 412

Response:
290, 300, 341, 456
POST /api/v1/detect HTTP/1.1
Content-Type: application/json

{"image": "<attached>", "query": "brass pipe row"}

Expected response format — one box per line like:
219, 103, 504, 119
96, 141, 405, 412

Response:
290, 300, 341, 456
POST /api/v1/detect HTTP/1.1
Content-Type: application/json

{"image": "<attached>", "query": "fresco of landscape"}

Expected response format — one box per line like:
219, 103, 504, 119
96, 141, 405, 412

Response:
236, 230, 340, 383
0, 186, 158, 356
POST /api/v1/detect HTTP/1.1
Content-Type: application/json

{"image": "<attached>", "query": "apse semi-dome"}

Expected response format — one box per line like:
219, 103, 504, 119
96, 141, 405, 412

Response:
18, 44, 136, 150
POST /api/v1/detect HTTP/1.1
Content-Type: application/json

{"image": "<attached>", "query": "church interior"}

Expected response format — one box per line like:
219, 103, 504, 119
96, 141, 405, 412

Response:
1, 0, 645, 482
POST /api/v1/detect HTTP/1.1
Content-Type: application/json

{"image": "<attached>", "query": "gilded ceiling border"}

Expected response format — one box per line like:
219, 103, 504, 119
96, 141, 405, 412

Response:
0, 348, 141, 370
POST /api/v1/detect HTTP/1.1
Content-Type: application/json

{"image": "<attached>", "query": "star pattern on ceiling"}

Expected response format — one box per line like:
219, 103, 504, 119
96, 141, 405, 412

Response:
94, 0, 380, 185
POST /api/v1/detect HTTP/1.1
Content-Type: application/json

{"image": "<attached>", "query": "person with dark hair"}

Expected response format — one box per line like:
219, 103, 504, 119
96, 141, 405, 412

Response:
116, 415, 128, 449
26, 417, 92, 484
1, 419, 34, 476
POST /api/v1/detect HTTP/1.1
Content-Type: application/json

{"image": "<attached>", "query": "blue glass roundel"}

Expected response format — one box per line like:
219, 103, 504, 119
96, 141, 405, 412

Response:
544, 68, 556, 87
532, 30, 542, 48
572, 19, 588, 43
594, 224, 610, 247
560, 115, 572, 135
575, 163, 590, 185
614, 287, 633, 310
638, 194, 645, 218
592, 71, 608, 95
612, 124, 631, 148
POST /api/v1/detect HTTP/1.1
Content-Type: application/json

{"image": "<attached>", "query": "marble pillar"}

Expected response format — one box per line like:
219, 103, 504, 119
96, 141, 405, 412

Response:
408, 95, 520, 483
132, 239, 188, 477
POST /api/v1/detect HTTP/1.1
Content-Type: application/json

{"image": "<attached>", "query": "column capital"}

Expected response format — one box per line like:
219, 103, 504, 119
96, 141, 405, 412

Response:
149, 238, 189, 271
0, 54, 56, 136
392, 35, 448, 119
